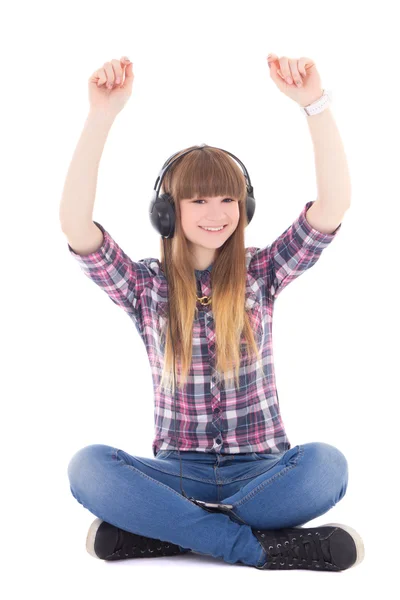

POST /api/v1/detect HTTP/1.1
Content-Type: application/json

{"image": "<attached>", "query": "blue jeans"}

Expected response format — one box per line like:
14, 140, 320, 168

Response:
67, 441, 349, 568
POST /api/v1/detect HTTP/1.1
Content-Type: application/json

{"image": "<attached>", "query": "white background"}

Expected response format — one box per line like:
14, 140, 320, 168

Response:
2, 0, 398, 596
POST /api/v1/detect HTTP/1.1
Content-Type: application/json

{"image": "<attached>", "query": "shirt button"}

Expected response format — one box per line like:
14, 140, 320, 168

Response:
216, 437, 222, 444
210, 343, 215, 352
213, 407, 220, 413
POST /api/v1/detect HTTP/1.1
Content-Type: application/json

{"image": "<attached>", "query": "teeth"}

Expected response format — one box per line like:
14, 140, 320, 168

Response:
201, 226, 225, 231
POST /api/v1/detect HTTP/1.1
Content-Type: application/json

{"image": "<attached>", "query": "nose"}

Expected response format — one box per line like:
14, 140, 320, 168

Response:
207, 211, 226, 221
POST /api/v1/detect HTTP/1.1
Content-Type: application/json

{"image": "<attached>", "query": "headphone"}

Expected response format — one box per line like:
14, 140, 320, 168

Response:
149, 143, 256, 517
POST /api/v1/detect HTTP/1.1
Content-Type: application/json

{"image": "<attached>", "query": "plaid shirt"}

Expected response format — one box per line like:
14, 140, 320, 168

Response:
67, 200, 342, 457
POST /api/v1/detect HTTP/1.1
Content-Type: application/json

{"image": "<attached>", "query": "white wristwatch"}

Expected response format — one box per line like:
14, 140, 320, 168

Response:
299, 89, 332, 116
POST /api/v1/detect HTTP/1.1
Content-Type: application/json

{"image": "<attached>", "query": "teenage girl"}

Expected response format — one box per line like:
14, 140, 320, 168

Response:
61, 56, 364, 571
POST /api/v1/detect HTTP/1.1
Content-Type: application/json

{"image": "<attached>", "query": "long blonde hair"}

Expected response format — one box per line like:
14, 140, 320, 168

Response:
158, 145, 262, 395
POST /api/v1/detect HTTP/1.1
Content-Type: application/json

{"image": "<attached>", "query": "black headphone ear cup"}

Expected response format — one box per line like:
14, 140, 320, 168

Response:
150, 193, 176, 238
245, 194, 256, 226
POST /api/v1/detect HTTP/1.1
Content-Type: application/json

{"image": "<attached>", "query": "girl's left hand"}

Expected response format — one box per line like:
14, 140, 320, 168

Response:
267, 53, 324, 107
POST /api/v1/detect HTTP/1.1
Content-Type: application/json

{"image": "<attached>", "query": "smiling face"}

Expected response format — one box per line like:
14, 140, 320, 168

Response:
179, 195, 240, 270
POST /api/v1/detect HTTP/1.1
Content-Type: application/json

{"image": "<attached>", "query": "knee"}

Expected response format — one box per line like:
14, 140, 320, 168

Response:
302, 442, 349, 500
67, 443, 113, 488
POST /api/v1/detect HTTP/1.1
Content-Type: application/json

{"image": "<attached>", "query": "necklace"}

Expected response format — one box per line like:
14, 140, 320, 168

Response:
196, 274, 212, 305
197, 294, 212, 306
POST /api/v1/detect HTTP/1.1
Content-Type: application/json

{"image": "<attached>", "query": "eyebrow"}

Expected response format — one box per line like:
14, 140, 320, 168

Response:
187, 196, 228, 200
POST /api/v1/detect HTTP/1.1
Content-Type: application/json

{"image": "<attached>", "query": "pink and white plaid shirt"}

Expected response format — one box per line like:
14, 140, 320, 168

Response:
67, 200, 341, 457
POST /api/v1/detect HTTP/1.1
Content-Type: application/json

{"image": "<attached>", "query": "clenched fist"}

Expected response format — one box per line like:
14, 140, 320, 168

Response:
88, 56, 135, 116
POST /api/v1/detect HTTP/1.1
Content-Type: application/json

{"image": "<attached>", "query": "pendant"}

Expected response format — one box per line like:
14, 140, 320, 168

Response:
197, 295, 212, 306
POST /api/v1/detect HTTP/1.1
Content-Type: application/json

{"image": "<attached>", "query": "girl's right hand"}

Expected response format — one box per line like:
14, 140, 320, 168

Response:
88, 56, 135, 116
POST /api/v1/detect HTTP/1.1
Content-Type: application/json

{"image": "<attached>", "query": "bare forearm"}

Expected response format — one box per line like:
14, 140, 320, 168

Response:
306, 106, 351, 210
59, 111, 116, 229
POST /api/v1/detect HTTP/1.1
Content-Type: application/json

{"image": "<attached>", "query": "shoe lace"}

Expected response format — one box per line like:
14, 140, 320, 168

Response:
110, 530, 171, 559
266, 530, 333, 569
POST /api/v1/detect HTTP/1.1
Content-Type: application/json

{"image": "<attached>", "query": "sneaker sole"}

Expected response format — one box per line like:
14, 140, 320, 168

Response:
86, 517, 105, 559
324, 522, 365, 568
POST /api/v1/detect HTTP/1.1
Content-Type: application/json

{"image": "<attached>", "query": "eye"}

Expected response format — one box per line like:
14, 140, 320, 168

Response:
193, 198, 234, 204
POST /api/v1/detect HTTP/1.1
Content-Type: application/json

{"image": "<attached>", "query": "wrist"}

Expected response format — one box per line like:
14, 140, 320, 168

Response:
298, 89, 325, 108
298, 89, 332, 117
88, 109, 117, 124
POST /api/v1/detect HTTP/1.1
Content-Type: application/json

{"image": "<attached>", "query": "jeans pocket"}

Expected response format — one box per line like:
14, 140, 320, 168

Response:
251, 452, 271, 460
252, 452, 285, 461
156, 450, 175, 460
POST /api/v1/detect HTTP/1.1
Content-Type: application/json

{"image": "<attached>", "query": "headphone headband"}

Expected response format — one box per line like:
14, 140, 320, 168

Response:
153, 143, 253, 199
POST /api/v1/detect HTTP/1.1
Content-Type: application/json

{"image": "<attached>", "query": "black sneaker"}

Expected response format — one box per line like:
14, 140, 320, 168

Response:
86, 517, 191, 561
252, 522, 364, 571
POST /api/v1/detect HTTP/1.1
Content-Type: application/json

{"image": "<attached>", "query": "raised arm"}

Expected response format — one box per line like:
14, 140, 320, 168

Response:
59, 56, 134, 255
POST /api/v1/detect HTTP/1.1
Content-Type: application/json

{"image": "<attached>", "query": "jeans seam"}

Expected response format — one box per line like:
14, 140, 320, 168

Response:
233, 445, 304, 509
130, 454, 275, 485
114, 449, 214, 483
118, 457, 205, 507
257, 544, 268, 568
135, 456, 217, 483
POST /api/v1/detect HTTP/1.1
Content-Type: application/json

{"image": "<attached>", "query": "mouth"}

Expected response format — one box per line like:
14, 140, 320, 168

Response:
199, 225, 228, 234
